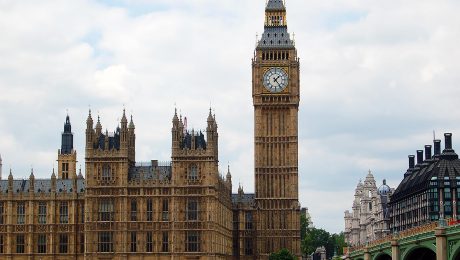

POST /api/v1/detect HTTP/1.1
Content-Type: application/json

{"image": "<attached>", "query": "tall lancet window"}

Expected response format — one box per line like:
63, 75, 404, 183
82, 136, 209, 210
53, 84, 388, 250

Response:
189, 165, 198, 181
102, 164, 111, 181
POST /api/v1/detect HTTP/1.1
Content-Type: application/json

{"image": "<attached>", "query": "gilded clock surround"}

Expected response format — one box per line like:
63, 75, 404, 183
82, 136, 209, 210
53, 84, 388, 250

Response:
262, 67, 290, 93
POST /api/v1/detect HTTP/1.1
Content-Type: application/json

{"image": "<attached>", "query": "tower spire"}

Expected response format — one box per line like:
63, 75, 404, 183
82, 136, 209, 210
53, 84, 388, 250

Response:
259, 0, 293, 49
61, 114, 73, 154
266, 0, 285, 11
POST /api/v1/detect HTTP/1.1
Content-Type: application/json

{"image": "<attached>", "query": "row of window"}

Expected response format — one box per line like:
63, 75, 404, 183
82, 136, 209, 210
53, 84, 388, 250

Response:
0, 198, 202, 225
0, 234, 71, 254
0, 202, 78, 225
99, 199, 199, 222
261, 51, 289, 61
98, 231, 200, 253
99, 164, 199, 182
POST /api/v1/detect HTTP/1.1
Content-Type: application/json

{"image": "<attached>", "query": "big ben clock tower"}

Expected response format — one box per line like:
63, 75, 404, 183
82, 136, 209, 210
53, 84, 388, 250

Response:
253, 0, 301, 257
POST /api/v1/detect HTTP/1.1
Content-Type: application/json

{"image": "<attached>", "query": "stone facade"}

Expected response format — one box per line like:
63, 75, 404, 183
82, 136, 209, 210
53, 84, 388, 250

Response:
82, 109, 234, 259
0, 114, 85, 260
0, 1, 303, 259
252, 0, 301, 257
344, 171, 393, 246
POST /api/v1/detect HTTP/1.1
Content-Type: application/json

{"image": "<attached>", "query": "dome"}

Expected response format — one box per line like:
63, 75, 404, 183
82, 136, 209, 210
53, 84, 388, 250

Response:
378, 179, 391, 195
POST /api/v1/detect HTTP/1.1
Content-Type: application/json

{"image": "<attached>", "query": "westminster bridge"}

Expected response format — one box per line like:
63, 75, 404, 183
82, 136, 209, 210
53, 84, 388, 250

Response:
346, 220, 460, 260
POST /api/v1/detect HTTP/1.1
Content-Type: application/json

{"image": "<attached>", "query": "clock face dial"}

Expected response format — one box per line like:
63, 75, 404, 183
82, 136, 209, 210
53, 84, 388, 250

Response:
263, 67, 289, 93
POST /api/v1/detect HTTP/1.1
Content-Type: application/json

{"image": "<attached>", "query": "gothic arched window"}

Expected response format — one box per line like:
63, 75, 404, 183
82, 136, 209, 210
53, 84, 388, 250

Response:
189, 165, 198, 181
102, 164, 111, 181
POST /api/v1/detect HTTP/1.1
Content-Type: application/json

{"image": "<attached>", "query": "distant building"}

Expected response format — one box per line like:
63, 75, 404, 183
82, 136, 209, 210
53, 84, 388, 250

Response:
301, 207, 313, 227
344, 171, 393, 246
390, 133, 460, 232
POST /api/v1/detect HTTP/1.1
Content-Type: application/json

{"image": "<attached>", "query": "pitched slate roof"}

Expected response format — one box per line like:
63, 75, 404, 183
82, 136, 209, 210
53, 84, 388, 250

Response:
391, 149, 460, 202
258, 26, 294, 49
232, 193, 255, 205
0, 179, 85, 194
128, 165, 172, 181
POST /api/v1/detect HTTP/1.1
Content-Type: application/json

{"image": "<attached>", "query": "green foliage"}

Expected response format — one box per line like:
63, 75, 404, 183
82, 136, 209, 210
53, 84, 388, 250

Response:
300, 213, 309, 240
302, 227, 330, 255
299, 211, 348, 258
332, 232, 347, 256
269, 248, 297, 260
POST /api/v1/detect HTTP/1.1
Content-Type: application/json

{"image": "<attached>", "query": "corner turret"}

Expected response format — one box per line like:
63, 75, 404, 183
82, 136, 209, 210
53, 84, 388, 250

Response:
8, 169, 13, 192
61, 114, 73, 154
86, 109, 95, 147
58, 114, 77, 179
226, 164, 232, 183
29, 168, 35, 193
85, 109, 135, 186
96, 115, 102, 136
128, 114, 136, 163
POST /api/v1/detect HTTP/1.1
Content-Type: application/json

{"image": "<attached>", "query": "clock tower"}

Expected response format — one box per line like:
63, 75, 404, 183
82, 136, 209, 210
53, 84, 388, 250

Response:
253, 0, 301, 257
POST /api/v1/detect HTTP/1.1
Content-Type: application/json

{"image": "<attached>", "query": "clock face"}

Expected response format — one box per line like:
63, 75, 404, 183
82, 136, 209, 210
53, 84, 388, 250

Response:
263, 67, 289, 93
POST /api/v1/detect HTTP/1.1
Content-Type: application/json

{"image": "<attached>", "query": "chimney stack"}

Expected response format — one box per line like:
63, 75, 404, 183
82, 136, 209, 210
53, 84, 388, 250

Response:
425, 145, 432, 160
416, 150, 423, 164
445, 133, 453, 150
434, 139, 441, 156
408, 155, 415, 169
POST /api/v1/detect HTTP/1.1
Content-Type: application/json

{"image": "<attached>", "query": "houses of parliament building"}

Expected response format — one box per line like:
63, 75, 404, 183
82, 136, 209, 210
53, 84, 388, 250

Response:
0, 0, 302, 259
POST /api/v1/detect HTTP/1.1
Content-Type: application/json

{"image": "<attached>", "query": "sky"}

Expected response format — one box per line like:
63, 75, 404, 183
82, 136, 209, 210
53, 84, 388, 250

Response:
1, 0, 460, 234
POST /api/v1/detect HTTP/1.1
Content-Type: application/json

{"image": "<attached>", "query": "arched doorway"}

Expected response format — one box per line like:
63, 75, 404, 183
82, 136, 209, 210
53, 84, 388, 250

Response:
404, 247, 435, 260
375, 253, 391, 260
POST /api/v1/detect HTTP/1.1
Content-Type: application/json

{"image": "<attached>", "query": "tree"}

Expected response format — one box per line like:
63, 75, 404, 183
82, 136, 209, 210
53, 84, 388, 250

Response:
302, 227, 330, 256
299, 212, 348, 258
332, 232, 347, 256
301, 227, 348, 258
269, 248, 297, 260
300, 212, 310, 240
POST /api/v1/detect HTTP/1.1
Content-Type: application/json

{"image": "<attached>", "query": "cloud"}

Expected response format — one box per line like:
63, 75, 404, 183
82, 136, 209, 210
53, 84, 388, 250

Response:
1, 0, 460, 234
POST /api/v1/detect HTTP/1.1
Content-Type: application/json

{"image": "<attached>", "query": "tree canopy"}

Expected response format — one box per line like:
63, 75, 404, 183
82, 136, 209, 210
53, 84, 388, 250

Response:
269, 248, 298, 260
300, 212, 348, 258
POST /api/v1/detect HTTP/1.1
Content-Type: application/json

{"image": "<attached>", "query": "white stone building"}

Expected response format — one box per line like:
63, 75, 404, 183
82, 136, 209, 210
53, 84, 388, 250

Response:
344, 171, 393, 246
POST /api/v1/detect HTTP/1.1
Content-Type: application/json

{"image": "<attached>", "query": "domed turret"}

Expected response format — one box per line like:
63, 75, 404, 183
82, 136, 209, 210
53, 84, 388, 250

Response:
378, 179, 391, 196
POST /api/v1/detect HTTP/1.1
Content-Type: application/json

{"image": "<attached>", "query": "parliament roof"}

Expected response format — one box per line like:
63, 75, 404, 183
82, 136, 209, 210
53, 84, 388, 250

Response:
391, 133, 460, 202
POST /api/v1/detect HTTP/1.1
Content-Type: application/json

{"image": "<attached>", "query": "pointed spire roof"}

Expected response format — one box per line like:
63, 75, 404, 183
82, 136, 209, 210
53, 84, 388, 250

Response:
173, 108, 179, 123
226, 164, 232, 179
129, 115, 135, 129
78, 166, 83, 179
207, 107, 214, 121
51, 167, 56, 179
96, 115, 102, 129
64, 113, 71, 132
121, 108, 128, 124
61, 114, 74, 154
258, 0, 294, 49
266, 0, 286, 11
86, 109, 93, 125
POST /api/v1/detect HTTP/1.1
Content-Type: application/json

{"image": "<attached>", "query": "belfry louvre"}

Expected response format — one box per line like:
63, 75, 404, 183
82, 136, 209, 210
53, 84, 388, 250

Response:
0, 0, 302, 259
